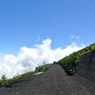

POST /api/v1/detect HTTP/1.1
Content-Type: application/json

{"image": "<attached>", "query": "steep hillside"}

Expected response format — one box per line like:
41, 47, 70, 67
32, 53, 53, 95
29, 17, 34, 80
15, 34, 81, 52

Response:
58, 43, 95, 75
75, 50, 95, 87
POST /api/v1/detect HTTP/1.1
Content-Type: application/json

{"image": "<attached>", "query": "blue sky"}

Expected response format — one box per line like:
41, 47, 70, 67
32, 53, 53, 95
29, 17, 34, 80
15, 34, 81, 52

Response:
0, 0, 95, 55
0, 0, 95, 78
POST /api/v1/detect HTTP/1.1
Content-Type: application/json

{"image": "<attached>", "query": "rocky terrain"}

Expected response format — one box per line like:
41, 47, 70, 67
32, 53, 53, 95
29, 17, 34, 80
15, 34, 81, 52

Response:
75, 50, 95, 87
0, 64, 95, 95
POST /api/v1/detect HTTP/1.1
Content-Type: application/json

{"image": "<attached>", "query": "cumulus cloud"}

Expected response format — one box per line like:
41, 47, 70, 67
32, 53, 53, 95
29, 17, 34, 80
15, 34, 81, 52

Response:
0, 38, 86, 79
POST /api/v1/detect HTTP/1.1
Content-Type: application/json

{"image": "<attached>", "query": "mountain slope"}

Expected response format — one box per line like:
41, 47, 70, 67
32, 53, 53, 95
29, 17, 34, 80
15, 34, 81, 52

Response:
0, 64, 94, 95
75, 50, 95, 87
58, 43, 95, 75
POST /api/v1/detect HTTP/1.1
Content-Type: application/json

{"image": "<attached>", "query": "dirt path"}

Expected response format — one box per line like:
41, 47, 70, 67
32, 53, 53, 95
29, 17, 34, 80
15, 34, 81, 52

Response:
0, 64, 95, 95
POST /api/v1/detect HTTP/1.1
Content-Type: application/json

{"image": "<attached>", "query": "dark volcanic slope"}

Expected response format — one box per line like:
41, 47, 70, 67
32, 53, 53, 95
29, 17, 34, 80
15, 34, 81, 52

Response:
0, 64, 95, 95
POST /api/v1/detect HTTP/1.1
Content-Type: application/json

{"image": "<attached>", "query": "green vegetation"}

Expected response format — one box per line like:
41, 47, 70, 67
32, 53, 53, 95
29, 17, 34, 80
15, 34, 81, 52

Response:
0, 64, 51, 86
58, 43, 95, 75
35, 64, 51, 72
0, 71, 36, 86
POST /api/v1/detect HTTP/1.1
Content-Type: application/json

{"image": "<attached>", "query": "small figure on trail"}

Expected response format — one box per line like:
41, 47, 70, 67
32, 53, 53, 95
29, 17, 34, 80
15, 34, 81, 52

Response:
54, 61, 56, 64
54, 61, 57, 64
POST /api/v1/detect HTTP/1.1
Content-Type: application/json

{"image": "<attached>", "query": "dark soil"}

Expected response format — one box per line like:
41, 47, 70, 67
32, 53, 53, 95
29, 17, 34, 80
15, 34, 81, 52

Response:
0, 64, 95, 95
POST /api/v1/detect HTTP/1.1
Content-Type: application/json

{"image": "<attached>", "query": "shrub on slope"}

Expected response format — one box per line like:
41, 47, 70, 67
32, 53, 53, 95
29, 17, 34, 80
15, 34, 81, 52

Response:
58, 43, 95, 75
35, 64, 51, 72
0, 64, 51, 86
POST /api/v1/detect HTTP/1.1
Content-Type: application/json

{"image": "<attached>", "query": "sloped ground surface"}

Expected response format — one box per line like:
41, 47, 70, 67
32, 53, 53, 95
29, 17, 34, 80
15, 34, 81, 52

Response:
75, 50, 95, 87
0, 64, 95, 95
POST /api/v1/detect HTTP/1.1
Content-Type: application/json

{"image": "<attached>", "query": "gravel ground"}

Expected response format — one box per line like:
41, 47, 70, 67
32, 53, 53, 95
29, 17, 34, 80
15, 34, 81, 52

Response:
0, 64, 95, 95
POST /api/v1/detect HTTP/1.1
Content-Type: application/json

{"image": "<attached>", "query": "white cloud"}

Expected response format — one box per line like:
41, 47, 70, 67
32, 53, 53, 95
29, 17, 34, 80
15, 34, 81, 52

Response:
35, 35, 41, 42
70, 34, 81, 40
0, 38, 86, 79
75, 36, 81, 40
70, 34, 74, 38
